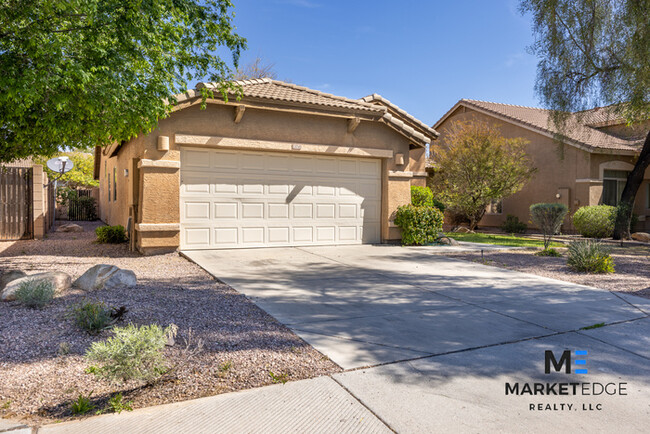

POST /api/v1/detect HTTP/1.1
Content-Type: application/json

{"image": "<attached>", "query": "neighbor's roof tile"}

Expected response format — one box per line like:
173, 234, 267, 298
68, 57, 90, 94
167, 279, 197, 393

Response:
437, 99, 642, 153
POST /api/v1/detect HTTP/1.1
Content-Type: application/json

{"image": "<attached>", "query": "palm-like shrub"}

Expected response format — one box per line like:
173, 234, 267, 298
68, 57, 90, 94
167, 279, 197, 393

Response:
567, 240, 614, 273
572, 205, 616, 238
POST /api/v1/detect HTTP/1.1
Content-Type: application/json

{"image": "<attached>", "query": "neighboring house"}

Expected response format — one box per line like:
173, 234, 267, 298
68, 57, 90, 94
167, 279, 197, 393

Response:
95, 79, 438, 254
431, 99, 650, 233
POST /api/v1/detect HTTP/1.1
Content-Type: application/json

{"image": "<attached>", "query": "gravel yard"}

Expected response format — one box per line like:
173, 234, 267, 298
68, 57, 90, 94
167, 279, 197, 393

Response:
439, 245, 650, 298
0, 221, 339, 424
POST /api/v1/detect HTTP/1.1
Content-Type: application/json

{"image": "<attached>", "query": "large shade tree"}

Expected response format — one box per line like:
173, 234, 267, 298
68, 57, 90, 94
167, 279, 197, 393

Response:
0, 0, 246, 163
521, 0, 650, 239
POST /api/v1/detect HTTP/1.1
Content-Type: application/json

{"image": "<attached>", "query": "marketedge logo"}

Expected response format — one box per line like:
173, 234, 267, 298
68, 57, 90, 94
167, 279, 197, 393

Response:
504, 349, 628, 412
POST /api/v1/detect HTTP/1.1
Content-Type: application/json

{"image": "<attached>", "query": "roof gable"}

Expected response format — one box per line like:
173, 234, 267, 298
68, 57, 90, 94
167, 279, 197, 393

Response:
434, 99, 643, 154
173, 79, 431, 147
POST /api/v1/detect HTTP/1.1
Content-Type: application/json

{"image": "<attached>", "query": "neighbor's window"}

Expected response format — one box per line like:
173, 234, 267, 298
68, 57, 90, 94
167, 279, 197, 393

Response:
113, 167, 117, 201
602, 169, 630, 206
486, 199, 503, 214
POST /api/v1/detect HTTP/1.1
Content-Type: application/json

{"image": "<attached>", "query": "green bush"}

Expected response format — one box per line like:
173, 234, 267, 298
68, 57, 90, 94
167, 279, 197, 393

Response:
394, 205, 444, 245
500, 214, 528, 233
410, 186, 445, 212
530, 203, 568, 250
14, 279, 55, 308
567, 240, 615, 273
572, 205, 616, 238
70, 393, 95, 415
85, 323, 177, 383
535, 248, 562, 257
95, 225, 127, 243
69, 301, 114, 334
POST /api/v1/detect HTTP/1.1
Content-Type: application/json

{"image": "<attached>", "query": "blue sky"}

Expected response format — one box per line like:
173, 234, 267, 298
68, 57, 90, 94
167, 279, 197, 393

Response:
224, 0, 540, 127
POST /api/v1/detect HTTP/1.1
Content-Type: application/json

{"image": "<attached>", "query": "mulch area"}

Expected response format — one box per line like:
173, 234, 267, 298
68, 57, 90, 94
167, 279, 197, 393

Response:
439, 245, 650, 298
0, 221, 339, 425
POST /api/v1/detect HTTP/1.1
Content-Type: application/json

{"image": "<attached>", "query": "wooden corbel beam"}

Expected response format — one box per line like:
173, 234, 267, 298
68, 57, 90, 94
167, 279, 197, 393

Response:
234, 105, 246, 123
347, 117, 360, 133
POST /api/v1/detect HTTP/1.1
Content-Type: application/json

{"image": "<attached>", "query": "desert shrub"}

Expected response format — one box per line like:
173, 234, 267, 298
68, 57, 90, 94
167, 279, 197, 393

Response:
501, 214, 528, 233
572, 205, 616, 238
530, 203, 568, 250
394, 204, 444, 245
69, 301, 114, 334
95, 225, 127, 244
105, 393, 133, 414
14, 279, 55, 308
410, 186, 445, 212
85, 323, 177, 383
567, 240, 615, 273
535, 248, 562, 257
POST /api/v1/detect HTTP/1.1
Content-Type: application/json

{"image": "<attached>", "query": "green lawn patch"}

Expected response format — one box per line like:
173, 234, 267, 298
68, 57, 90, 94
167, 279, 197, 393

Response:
445, 233, 564, 248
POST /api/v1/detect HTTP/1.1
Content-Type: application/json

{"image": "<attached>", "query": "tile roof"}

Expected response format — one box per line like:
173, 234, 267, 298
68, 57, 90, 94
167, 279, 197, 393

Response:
196, 78, 385, 114
174, 79, 433, 146
434, 99, 643, 153
360, 94, 439, 143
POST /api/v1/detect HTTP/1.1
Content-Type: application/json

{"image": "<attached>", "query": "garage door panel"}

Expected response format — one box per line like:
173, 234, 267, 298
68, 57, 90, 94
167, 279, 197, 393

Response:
181, 148, 381, 249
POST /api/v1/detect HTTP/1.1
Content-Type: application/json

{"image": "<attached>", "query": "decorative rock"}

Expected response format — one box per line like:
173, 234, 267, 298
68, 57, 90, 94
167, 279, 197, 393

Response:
104, 269, 137, 289
0, 270, 26, 291
438, 236, 459, 246
57, 223, 84, 232
74, 264, 137, 291
631, 232, 650, 243
1, 271, 71, 301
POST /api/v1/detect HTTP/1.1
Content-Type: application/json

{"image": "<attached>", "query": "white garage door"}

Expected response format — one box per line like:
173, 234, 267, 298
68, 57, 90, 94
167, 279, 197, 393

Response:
180, 147, 381, 249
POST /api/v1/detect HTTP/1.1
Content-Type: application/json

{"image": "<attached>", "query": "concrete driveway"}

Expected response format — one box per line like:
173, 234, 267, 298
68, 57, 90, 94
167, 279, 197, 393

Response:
182, 245, 649, 432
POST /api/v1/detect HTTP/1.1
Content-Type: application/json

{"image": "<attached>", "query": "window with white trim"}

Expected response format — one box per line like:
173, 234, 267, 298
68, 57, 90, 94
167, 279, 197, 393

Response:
602, 169, 630, 206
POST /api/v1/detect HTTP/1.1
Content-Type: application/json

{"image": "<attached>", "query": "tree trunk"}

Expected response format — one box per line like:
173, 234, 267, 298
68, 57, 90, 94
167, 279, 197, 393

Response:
613, 130, 650, 240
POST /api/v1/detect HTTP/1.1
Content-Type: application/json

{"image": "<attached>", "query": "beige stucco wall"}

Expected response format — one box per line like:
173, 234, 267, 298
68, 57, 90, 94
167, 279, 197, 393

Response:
100, 101, 428, 253
432, 106, 650, 232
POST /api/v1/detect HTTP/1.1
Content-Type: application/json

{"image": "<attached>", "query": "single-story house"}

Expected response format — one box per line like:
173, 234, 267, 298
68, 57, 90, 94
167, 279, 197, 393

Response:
431, 99, 650, 232
95, 79, 438, 254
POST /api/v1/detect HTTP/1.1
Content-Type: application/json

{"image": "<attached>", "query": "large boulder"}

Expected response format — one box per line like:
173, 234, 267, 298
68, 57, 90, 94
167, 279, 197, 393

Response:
57, 223, 84, 233
74, 264, 137, 291
0, 270, 26, 291
631, 232, 650, 243
1, 271, 71, 301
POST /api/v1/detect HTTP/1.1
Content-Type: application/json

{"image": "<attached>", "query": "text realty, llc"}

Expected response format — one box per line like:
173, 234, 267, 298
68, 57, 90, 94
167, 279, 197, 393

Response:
505, 350, 628, 411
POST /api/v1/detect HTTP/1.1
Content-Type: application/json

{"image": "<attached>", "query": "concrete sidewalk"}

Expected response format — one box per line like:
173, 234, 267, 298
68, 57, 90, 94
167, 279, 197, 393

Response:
13, 244, 649, 433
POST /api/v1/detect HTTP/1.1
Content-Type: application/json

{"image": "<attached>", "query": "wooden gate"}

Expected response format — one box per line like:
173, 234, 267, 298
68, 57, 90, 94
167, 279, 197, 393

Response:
0, 167, 33, 241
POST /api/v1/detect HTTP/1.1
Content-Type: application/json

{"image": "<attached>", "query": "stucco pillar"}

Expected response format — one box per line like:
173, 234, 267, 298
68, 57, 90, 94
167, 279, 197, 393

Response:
385, 171, 413, 241
32, 165, 45, 239
135, 159, 181, 254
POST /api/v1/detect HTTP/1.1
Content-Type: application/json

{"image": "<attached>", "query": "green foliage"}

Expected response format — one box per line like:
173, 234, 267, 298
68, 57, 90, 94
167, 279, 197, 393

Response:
529, 203, 568, 250
410, 186, 445, 212
394, 205, 444, 246
572, 205, 616, 238
430, 120, 536, 229
535, 248, 562, 257
14, 279, 55, 308
581, 322, 606, 330
70, 393, 95, 415
69, 302, 114, 334
34, 152, 99, 188
500, 214, 528, 234
567, 240, 615, 273
85, 323, 177, 383
95, 225, 127, 244
104, 393, 133, 414
269, 371, 288, 384
0, 0, 246, 162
